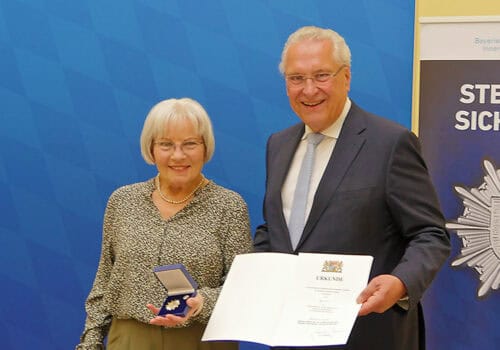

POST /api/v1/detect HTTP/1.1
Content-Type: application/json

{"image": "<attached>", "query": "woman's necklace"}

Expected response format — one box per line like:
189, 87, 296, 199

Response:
155, 174, 206, 204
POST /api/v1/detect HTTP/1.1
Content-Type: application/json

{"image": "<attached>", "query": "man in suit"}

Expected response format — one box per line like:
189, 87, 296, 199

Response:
254, 26, 450, 350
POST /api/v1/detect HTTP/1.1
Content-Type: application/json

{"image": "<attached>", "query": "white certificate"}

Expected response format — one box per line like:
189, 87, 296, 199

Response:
202, 252, 373, 347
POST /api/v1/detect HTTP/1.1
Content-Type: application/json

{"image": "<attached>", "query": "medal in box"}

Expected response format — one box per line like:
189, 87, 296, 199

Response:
153, 263, 198, 317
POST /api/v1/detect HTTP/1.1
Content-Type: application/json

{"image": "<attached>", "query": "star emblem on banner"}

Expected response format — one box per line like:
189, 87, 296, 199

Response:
446, 159, 500, 298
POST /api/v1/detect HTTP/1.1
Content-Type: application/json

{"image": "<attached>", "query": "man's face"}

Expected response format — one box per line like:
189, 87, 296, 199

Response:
284, 39, 351, 132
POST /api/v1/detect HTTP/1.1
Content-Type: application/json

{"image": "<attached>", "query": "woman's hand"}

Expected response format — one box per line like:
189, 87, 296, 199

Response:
147, 293, 204, 327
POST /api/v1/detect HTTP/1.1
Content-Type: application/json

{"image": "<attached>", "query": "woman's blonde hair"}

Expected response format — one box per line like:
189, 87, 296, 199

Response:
140, 98, 215, 164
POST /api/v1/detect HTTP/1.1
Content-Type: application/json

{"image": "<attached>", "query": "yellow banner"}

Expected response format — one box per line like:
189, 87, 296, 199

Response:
412, 0, 500, 134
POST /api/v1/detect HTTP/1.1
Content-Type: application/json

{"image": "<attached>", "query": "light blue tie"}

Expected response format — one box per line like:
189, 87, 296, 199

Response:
288, 133, 325, 250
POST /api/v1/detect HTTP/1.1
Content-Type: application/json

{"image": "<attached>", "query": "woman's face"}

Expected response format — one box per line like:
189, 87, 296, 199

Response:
152, 118, 206, 190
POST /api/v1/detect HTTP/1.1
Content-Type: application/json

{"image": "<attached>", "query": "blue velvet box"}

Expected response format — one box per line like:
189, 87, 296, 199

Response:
153, 263, 198, 317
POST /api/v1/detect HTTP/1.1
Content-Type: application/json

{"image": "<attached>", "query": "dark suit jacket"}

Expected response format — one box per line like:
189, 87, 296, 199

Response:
254, 102, 450, 350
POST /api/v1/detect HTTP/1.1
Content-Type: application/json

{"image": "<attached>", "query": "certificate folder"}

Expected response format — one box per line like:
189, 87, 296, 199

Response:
202, 252, 373, 347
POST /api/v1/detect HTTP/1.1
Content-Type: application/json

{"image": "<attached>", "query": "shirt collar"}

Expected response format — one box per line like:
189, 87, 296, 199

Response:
302, 98, 352, 140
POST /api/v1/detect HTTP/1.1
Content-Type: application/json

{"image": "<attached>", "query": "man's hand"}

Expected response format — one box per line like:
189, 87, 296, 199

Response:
356, 274, 406, 316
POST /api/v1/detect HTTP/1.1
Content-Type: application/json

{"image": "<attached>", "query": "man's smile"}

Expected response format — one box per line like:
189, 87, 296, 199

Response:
302, 100, 325, 107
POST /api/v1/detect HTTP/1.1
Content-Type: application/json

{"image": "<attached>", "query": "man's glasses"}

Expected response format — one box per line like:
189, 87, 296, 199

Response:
154, 139, 204, 153
285, 64, 347, 86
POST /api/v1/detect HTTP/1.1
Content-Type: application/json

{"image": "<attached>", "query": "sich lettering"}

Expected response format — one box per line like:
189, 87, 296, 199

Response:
455, 110, 500, 131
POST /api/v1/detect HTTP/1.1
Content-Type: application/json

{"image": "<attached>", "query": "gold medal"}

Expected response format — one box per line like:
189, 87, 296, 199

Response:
166, 299, 180, 311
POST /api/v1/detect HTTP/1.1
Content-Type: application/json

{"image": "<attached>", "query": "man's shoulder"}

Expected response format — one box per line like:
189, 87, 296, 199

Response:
350, 102, 409, 136
272, 122, 303, 137
267, 122, 303, 146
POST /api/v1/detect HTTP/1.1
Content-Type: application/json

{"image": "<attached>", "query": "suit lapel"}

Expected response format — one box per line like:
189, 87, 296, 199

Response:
268, 124, 304, 247
298, 104, 367, 248
270, 126, 304, 193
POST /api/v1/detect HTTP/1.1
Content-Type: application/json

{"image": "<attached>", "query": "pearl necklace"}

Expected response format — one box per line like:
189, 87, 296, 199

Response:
155, 174, 206, 204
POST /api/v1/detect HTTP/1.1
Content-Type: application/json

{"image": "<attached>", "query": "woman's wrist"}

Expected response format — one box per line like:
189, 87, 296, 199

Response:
191, 293, 204, 317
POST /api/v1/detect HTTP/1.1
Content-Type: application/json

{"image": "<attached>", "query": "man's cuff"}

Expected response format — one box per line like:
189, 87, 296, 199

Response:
396, 295, 409, 310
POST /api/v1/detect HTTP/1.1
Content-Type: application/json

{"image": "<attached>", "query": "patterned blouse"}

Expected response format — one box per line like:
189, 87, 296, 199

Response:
77, 178, 253, 348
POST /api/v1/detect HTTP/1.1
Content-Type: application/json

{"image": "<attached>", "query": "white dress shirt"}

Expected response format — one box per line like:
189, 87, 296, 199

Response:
282, 98, 352, 227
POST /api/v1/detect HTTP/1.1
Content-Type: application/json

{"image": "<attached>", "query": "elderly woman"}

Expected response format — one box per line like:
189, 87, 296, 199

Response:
76, 98, 253, 350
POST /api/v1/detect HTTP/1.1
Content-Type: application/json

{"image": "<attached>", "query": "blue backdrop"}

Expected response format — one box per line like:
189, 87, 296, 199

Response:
0, 1, 415, 349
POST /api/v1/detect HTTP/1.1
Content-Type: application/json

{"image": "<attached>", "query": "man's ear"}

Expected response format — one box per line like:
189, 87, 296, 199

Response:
344, 66, 352, 92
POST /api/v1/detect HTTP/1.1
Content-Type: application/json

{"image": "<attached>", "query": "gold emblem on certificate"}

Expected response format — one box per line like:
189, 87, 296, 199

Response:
321, 260, 343, 273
